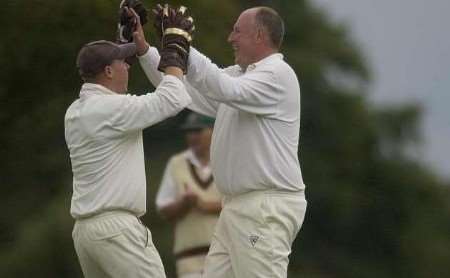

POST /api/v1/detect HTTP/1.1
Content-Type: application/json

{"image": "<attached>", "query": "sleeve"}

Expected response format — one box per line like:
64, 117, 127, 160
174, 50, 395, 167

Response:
108, 75, 192, 134
186, 48, 284, 116
185, 82, 219, 118
155, 159, 179, 209
139, 47, 219, 118
138, 47, 164, 87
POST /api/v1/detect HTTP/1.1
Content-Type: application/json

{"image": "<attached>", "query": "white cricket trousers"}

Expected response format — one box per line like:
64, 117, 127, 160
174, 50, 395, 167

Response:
179, 273, 202, 278
202, 190, 307, 278
72, 211, 166, 278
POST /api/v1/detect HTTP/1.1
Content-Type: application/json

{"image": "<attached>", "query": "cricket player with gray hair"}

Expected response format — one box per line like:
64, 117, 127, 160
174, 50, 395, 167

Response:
65, 4, 193, 277
136, 4, 307, 278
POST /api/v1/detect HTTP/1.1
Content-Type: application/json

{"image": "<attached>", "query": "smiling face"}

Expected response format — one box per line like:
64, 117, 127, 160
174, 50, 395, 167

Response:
227, 9, 260, 69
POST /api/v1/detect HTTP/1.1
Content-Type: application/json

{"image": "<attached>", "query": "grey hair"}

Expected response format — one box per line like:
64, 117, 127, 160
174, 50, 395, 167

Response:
254, 7, 285, 49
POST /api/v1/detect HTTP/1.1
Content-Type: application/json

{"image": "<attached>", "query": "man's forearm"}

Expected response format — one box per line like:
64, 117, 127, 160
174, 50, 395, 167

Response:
158, 200, 192, 222
165, 66, 183, 79
197, 200, 222, 214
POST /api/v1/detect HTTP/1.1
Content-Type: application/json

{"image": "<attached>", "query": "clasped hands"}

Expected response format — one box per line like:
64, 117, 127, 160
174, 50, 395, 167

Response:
180, 184, 213, 213
118, 1, 195, 73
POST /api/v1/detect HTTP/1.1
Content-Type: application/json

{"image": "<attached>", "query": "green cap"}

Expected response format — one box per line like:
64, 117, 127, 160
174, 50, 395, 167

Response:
181, 112, 215, 130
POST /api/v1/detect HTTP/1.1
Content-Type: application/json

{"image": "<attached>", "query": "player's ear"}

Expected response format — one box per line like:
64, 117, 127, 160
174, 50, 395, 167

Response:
255, 26, 264, 44
104, 65, 114, 79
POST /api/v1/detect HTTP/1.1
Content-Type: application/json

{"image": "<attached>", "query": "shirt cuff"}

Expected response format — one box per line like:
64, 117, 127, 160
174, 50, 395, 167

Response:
138, 46, 159, 60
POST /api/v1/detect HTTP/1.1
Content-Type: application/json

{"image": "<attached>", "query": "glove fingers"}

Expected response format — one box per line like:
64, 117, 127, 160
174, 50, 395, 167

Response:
136, 9, 148, 24
156, 4, 193, 73
117, 0, 148, 43
178, 6, 187, 15
186, 16, 194, 30
153, 4, 163, 15
169, 6, 177, 19
163, 3, 169, 17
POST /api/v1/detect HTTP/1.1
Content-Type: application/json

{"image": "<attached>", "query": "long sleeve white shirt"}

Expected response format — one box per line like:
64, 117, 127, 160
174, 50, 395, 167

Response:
139, 47, 304, 196
65, 76, 191, 219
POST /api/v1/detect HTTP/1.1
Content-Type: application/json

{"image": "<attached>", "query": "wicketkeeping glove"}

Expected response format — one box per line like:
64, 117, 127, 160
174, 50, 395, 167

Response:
153, 4, 195, 73
117, 0, 148, 43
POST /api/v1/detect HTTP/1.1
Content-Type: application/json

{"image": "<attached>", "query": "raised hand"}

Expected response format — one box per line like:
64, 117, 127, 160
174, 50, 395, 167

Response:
153, 4, 195, 73
182, 183, 198, 208
117, 0, 148, 44
128, 7, 150, 56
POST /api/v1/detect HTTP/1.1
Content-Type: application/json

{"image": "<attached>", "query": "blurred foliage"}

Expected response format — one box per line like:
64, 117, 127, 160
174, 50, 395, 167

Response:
0, 0, 449, 277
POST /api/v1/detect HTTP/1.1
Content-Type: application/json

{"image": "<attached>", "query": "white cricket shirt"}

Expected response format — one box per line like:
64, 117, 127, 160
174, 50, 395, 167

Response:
139, 47, 305, 196
65, 76, 191, 219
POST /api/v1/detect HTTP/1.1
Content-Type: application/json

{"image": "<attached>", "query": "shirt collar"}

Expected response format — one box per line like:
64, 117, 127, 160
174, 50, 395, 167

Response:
79, 83, 118, 98
244, 53, 284, 72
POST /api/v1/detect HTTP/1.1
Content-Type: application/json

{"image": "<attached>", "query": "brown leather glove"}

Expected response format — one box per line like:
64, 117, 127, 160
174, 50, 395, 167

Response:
117, 0, 148, 44
153, 4, 195, 73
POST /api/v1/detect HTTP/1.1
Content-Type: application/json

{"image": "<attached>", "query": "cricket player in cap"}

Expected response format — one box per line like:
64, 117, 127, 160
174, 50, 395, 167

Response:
156, 112, 221, 278
64, 11, 192, 278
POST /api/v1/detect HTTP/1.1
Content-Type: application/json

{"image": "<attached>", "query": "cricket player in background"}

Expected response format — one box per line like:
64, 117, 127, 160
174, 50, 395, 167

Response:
156, 112, 221, 278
